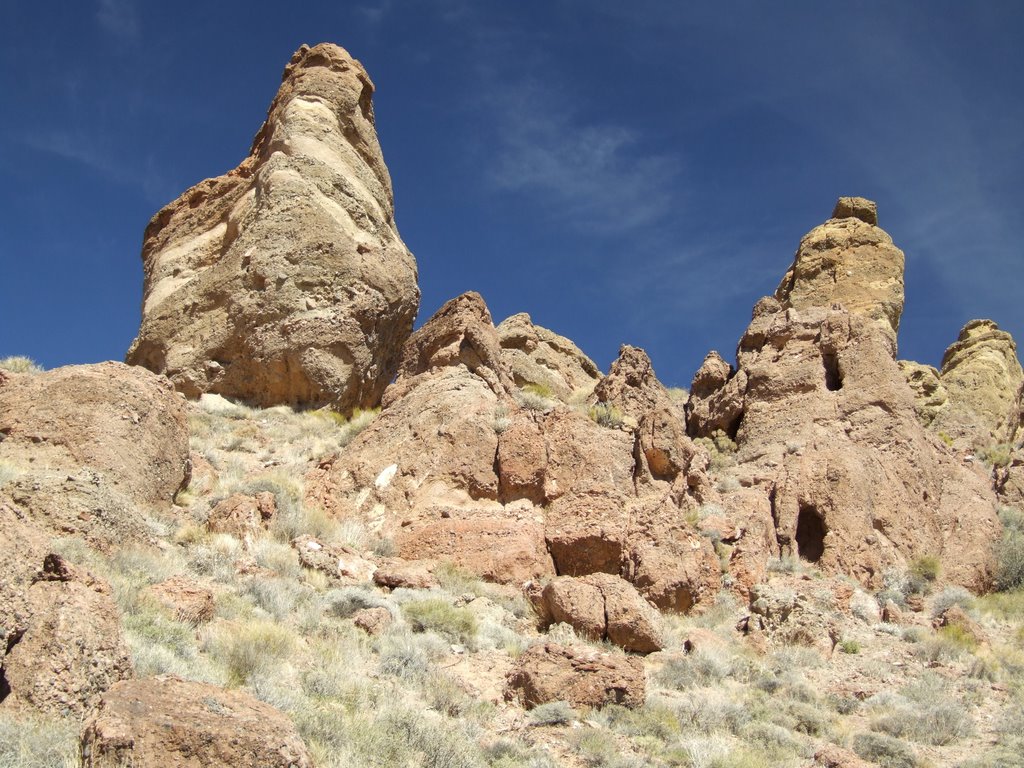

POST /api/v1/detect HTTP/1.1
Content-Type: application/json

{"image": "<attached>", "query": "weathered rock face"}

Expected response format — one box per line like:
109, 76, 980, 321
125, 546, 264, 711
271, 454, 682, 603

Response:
689, 200, 1001, 591
80, 676, 313, 768
528, 573, 665, 653
505, 643, 645, 710
2, 553, 133, 717
909, 320, 1022, 445
127, 43, 419, 412
775, 196, 905, 343
496, 313, 601, 400
309, 292, 724, 608
0, 362, 189, 546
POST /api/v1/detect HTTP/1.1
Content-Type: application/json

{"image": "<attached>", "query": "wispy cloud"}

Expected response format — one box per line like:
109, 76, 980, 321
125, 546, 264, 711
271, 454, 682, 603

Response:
486, 81, 680, 236
96, 0, 140, 45
355, 1, 392, 27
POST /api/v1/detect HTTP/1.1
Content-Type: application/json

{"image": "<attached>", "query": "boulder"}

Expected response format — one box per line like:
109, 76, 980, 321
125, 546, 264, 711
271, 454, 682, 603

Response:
496, 312, 601, 400
2, 554, 133, 716
127, 43, 419, 412
775, 196, 905, 342
80, 676, 313, 767
373, 558, 439, 590
144, 576, 215, 624
0, 362, 189, 546
352, 606, 393, 635
505, 642, 645, 710
530, 573, 665, 653
291, 534, 376, 582
207, 492, 277, 538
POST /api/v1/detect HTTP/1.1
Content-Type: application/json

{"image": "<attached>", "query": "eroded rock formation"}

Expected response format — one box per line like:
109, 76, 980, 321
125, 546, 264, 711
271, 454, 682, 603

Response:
127, 43, 419, 412
496, 313, 602, 400
688, 199, 1001, 591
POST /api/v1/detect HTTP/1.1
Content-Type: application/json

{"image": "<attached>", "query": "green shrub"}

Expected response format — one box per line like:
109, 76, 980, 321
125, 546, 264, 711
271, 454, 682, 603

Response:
211, 621, 295, 686
930, 586, 974, 617
995, 507, 1024, 591
838, 638, 861, 654
587, 403, 624, 429
402, 598, 478, 646
979, 443, 1013, 469
910, 555, 940, 583
518, 385, 555, 412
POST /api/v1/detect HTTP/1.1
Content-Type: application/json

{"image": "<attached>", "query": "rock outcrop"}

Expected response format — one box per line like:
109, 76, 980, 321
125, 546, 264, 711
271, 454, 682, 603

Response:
689, 199, 1001, 591
775, 196, 905, 344
505, 643, 645, 710
309, 292, 724, 609
2, 552, 133, 716
80, 676, 313, 768
496, 313, 601, 400
127, 43, 419, 412
528, 573, 665, 653
0, 362, 189, 546
903, 320, 1022, 445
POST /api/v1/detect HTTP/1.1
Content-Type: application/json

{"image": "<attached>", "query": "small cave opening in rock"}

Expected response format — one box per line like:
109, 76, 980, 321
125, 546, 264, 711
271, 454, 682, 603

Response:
795, 504, 827, 563
822, 351, 843, 391
0, 630, 25, 704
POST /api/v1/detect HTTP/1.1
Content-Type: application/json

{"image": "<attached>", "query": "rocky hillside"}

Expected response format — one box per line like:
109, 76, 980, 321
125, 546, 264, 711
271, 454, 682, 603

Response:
1, 43, 1023, 768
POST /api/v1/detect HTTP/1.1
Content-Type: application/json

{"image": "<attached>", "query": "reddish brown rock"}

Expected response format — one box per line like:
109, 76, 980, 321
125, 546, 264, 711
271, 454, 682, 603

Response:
815, 743, 873, 768
0, 362, 189, 546
144, 576, 214, 624
532, 573, 665, 653
3, 554, 133, 716
373, 558, 439, 590
80, 676, 312, 767
395, 516, 553, 584
127, 44, 419, 413
207, 492, 277, 537
505, 642, 645, 710
934, 604, 987, 646
496, 417, 547, 504
352, 606, 393, 635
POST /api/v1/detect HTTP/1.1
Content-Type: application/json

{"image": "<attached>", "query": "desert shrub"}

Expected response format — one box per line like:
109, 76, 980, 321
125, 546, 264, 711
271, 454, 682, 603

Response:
402, 598, 478, 646
838, 638, 861, 654
979, 443, 1013, 469
528, 700, 577, 727
376, 630, 447, 681
0, 355, 43, 373
852, 732, 918, 768
323, 586, 392, 619
492, 405, 510, 434
251, 538, 302, 579
243, 577, 311, 621
995, 506, 1024, 591
0, 711, 76, 768
601, 702, 681, 742
587, 403, 624, 429
868, 676, 974, 746
517, 385, 554, 412
931, 586, 974, 617
0, 459, 22, 488
210, 621, 295, 686
910, 554, 940, 584
978, 589, 1024, 619
694, 430, 738, 471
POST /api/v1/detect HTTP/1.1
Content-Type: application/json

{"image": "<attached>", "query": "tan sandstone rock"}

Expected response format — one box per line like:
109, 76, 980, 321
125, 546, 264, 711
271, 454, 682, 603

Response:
505, 642, 645, 710
530, 573, 665, 653
689, 200, 1001, 592
80, 676, 313, 768
127, 43, 419, 413
0, 362, 189, 546
775, 196, 905, 342
496, 312, 601, 400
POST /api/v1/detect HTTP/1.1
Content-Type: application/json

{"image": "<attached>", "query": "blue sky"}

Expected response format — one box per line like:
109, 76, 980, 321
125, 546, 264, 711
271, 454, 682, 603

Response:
1, 1, 1021, 388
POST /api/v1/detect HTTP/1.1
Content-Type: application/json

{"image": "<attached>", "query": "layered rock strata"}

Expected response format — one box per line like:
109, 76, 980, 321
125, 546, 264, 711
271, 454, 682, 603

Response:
127, 43, 419, 412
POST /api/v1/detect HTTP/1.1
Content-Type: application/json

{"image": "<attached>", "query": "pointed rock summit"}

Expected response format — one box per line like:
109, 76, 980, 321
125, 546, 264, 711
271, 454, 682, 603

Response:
127, 43, 419, 412
775, 196, 905, 345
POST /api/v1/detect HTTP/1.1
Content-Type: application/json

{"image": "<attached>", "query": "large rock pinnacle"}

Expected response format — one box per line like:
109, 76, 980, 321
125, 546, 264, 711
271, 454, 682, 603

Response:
127, 43, 420, 412
775, 197, 904, 347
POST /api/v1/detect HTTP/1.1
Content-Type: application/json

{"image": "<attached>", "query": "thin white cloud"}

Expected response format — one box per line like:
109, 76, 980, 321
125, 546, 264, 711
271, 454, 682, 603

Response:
487, 81, 680, 235
96, 0, 140, 44
355, 1, 392, 27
